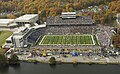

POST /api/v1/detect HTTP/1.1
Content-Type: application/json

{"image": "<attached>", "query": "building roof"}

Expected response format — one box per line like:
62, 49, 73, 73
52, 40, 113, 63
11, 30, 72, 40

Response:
13, 27, 27, 34
0, 19, 14, 25
30, 24, 46, 29
46, 16, 94, 26
8, 23, 18, 27
14, 14, 38, 22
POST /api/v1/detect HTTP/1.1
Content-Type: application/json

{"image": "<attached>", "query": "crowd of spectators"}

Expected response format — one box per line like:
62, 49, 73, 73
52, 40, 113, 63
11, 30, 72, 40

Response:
47, 16, 94, 26
103, 26, 114, 38
96, 26, 114, 46
45, 26, 96, 35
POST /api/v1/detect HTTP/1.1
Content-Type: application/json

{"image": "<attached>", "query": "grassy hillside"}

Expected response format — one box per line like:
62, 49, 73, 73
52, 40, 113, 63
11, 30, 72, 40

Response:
0, 31, 13, 53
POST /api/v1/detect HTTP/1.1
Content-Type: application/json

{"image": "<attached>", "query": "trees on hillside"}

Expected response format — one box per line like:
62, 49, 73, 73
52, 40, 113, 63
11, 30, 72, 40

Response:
0, 0, 114, 16
108, 0, 120, 14
0, 0, 119, 25
9, 53, 19, 65
0, 54, 8, 67
112, 35, 120, 48
7, 14, 16, 19
0, 53, 19, 68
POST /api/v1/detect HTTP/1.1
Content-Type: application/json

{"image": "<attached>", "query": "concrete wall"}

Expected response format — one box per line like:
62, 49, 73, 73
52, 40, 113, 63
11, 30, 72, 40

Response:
29, 15, 39, 23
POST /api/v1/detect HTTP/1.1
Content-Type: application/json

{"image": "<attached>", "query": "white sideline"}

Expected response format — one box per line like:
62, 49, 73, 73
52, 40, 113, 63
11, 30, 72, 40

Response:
39, 35, 45, 45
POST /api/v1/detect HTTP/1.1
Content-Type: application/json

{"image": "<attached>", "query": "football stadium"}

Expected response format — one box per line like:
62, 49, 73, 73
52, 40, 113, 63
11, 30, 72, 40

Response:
2, 12, 102, 52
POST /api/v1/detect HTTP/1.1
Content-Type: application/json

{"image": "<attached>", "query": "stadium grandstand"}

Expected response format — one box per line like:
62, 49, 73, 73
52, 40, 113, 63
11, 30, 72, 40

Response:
46, 15, 94, 26
27, 28, 45, 45
4, 26, 43, 48
45, 12, 96, 35
3, 25, 46, 48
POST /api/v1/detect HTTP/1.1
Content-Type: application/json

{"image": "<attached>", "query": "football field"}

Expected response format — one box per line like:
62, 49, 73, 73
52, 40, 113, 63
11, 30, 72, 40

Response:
39, 35, 98, 45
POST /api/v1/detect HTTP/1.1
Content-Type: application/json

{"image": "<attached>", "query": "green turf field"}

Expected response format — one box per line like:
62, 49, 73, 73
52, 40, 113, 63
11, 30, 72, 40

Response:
39, 35, 97, 45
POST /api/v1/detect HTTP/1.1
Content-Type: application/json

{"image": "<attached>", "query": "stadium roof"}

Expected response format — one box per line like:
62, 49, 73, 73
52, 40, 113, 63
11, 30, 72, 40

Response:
30, 24, 46, 29
61, 12, 76, 19
14, 14, 38, 22
0, 19, 14, 25
46, 16, 94, 26
61, 12, 76, 15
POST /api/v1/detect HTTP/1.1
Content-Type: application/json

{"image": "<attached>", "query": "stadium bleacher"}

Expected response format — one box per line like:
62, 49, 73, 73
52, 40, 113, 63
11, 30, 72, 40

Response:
27, 29, 40, 44
27, 28, 45, 44
46, 16, 94, 26
45, 26, 96, 35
